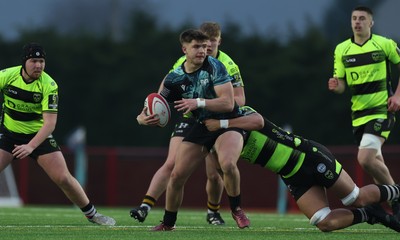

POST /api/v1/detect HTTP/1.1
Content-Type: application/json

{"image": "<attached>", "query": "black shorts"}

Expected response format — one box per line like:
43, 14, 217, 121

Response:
183, 122, 247, 151
0, 128, 61, 160
281, 140, 342, 201
170, 116, 196, 138
353, 113, 396, 144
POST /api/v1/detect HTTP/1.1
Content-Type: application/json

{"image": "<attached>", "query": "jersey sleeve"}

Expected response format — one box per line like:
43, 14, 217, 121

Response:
169, 56, 186, 73
333, 44, 345, 79
218, 51, 244, 87
210, 58, 233, 86
41, 74, 59, 113
387, 39, 400, 64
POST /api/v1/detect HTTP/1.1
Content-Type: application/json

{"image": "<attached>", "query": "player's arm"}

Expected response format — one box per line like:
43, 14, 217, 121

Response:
204, 113, 264, 132
328, 46, 346, 94
174, 81, 234, 114
12, 112, 57, 159
233, 86, 245, 106
388, 62, 400, 112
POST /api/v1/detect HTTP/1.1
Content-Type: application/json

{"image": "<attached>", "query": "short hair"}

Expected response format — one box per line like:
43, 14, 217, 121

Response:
353, 6, 373, 16
199, 22, 221, 38
179, 29, 209, 45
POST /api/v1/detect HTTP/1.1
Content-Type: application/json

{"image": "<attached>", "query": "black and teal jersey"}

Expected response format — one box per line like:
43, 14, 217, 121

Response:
161, 56, 239, 121
171, 50, 244, 88
333, 34, 400, 126
240, 117, 307, 178
0, 66, 58, 134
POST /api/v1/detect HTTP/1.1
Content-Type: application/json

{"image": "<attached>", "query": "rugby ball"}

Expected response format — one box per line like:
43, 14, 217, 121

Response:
144, 93, 171, 127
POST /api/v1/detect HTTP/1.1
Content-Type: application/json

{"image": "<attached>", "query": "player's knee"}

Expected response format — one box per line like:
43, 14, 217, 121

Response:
219, 160, 237, 174
169, 171, 186, 188
53, 173, 74, 188
207, 171, 222, 182
358, 134, 382, 162
310, 207, 332, 231
315, 218, 338, 232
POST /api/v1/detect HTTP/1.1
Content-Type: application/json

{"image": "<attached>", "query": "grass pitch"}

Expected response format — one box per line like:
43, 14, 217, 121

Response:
0, 206, 398, 240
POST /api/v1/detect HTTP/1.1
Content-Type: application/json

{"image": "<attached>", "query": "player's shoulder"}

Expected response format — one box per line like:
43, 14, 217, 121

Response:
39, 71, 58, 89
217, 50, 235, 62
335, 38, 353, 51
371, 34, 398, 48
371, 34, 392, 42
218, 50, 239, 67
0, 66, 20, 76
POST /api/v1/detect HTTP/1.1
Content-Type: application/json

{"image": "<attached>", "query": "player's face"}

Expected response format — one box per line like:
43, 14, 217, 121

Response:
351, 10, 373, 37
207, 35, 221, 58
183, 40, 207, 66
24, 58, 45, 80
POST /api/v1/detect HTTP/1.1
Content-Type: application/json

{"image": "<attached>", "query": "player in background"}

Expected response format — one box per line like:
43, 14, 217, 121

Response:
132, 22, 246, 226
204, 107, 400, 233
0, 43, 116, 226
327, 6, 400, 219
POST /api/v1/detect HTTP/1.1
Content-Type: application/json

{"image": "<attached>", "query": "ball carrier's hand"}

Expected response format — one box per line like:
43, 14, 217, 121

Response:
136, 107, 160, 126
175, 98, 205, 115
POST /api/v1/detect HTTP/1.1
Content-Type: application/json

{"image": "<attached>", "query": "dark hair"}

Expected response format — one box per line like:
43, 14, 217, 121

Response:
199, 22, 221, 38
353, 6, 373, 16
179, 29, 209, 45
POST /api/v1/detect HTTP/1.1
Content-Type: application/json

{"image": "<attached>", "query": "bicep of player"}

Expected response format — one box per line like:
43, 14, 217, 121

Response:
205, 82, 234, 112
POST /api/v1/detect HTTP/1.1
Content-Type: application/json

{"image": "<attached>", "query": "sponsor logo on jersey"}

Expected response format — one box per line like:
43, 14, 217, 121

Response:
317, 163, 326, 173
199, 78, 209, 86
33, 93, 42, 102
374, 120, 383, 132
324, 170, 334, 180
49, 139, 58, 148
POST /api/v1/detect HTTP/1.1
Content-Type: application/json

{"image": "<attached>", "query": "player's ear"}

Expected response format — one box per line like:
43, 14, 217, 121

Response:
182, 46, 187, 54
370, 20, 374, 28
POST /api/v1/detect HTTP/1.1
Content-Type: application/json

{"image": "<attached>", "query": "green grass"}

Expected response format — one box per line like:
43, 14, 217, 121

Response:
0, 206, 398, 239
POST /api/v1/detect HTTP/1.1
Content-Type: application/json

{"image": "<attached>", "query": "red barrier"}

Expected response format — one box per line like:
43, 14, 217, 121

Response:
11, 145, 400, 210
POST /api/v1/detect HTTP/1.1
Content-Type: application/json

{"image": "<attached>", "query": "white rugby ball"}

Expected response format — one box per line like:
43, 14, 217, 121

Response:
144, 93, 171, 127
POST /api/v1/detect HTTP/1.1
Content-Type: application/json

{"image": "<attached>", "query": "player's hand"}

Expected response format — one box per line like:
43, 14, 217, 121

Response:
174, 98, 197, 115
388, 95, 400, 112
204, 119, 220, 131
328, 77, 339, 91
12, 144, 34, 159
136, 107, 159, 126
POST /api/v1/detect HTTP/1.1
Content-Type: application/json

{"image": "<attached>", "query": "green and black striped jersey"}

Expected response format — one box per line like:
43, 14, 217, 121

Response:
333, 34, 400, 126
0, 66, 58, 134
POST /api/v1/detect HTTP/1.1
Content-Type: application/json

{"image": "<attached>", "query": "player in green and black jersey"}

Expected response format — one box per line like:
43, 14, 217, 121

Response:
328, 6, 400, 218
204, 107, 400, 232
0, 43, 115, 226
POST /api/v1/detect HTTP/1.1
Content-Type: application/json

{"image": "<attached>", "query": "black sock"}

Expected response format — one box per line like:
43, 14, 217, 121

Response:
81, 203, 97, 219
377, 184, 400, 202
228, 194, 241, 212
351, 208, 368, 225
163, 210, 177, 227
